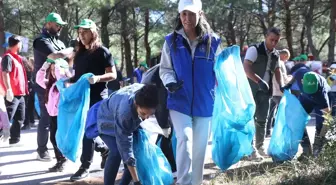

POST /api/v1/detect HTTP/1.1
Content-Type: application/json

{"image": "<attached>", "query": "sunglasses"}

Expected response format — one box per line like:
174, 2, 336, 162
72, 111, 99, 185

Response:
55, 23, 63, 28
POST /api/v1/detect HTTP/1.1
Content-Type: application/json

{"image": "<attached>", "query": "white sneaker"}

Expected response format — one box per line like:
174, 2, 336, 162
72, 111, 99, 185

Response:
242, 151, 264, 162
257, 148, 269, 158
36, 152, 52, 162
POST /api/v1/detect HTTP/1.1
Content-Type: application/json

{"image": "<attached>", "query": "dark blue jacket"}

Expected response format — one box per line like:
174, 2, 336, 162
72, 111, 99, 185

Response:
97, 84, 144, 166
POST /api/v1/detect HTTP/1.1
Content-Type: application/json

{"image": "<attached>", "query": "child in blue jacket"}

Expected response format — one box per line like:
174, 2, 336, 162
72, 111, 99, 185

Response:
87, 84, 159, 185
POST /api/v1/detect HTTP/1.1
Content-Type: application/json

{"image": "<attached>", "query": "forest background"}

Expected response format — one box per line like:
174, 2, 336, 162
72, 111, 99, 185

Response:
0, 0, 336, 78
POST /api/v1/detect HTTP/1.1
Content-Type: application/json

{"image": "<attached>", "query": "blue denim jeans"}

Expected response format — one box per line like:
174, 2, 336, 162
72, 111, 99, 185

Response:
328, 92, 336, 116
100, 134, 132, 185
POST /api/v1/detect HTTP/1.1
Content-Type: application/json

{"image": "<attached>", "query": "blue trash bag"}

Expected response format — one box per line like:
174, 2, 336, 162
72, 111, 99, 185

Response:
34, 93, 40, 117
212, 45, 256, 170
268, 90, 310, 162
55, 73, 93, 162
85, 100, 103, 139
172, 130, 177, 160
134, 129, 174, 185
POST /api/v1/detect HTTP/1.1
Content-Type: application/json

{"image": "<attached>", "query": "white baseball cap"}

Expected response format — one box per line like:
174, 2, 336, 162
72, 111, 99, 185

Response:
178, 0, 202, 13
330, 64, 336, 69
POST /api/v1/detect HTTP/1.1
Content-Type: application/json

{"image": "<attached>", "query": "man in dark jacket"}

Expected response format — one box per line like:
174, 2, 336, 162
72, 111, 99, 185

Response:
141, 64, 177, 174
243, 27, 283, 161
33, 12, 74, 161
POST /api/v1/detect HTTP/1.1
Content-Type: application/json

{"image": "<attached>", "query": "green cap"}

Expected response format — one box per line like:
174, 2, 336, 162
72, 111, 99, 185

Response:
114, 59, 119, 65
303, 72, 318, 94
74, 19, 97, 29
45, 13, 67, 25
139, 61, 148, 69
292, 57, 299, 61
299, 54, 308, 61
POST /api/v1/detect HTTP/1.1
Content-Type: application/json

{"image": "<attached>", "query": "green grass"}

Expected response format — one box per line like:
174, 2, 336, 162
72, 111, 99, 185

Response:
210, 135, 336, 185
210, 159, 336, 185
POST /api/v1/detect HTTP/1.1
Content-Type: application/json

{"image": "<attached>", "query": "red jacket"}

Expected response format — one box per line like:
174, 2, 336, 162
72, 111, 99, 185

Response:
0, 51, 28, 96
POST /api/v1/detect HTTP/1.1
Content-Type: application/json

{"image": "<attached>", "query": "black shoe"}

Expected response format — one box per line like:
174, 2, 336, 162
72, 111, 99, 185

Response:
21, 125, 31, 130
101, 150, 109, 169
9, 139, 20, 145
30, 122, 37, 128
37, 151, 52, 162
70, 167, 89, 181
49, 159, 67, 172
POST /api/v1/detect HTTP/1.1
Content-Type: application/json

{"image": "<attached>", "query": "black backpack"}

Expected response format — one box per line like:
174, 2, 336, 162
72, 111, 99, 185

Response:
141, 64, 171, 129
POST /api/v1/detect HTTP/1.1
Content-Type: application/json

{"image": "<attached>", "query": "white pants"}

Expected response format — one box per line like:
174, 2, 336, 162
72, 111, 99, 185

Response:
170, 110, 211, 185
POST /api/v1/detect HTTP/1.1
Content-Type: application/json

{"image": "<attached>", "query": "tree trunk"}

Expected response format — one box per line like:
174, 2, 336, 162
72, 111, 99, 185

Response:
120, 35, 124, 72
300, 25, 306, 54
144, 8, 151, 67
227, 9, 236, 45
132, 7, 138, 67
101, 6, 110, 48
58, 0, 70, 45
333, 0, 336, 31
18, 8, 22, 35
267, 0, 277, 28
75, 5, 80, 25
329, 0, 336, 64
0, 0, 5, 55
306, 0, 319, 59
133, 34, 138, 67
283, 0, 294, 58
120, 6, 133, 78
258, 0, 267, 34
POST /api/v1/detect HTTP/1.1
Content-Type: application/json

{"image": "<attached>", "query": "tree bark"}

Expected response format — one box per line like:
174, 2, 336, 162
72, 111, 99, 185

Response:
119, 5, 133, 78
120, 35, 124, 72
300, 25, 306, 54
144, 8, 151, 67
0, 0, 5, 55
75, 5, 80, 25
58, 0, 70, 45
227, 9, 236, 45
283, 0, 294, 58
329, 0, 336, 64
101, 6, 110, 48
132, 7, 138, 67
18, 8, 22, 35
267, 0, 277, 28
333, 0, 336, 31
306, 0, 319, 59
258, 0, 268, 34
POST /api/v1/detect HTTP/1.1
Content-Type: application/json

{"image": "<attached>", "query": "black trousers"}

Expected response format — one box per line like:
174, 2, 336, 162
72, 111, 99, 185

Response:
23, 92, 35, 126
80, 99, 108, 169
50, 116, 65, 161
6, 96, 25, 142
156, 131, 177, 173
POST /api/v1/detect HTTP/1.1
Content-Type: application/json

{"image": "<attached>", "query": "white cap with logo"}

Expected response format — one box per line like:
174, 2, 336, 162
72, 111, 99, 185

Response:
178, 0, 202, 13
